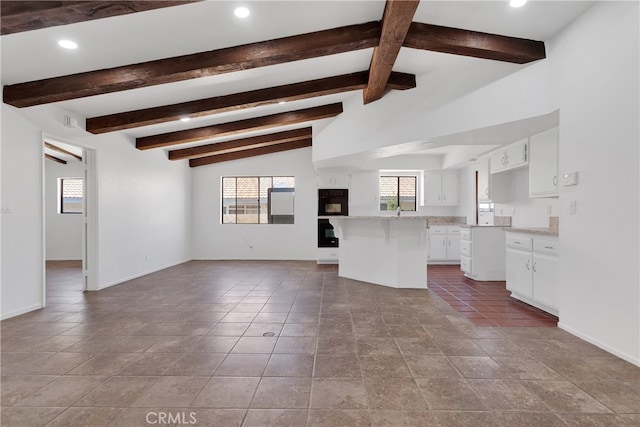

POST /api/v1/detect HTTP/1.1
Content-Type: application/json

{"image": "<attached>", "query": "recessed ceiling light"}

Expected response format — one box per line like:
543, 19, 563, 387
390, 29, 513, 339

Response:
180, 117, 191, 122
509, 0, 527, 8
58, 40, 78, 49
234, 6, 250, 18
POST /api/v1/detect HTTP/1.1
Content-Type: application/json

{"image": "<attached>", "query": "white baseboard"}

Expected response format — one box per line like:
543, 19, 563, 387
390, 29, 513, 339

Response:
1, 303, 43, 320
558, 321, 640, 367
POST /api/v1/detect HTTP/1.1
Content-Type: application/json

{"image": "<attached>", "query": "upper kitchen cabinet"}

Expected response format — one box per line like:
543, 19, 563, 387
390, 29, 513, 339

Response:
425, 170, 459, 206
477, 157, 492, 202
317, 170, 350, 189
490, 138, 528, 174
529, 127, 559, 198
349, 170, 379, 207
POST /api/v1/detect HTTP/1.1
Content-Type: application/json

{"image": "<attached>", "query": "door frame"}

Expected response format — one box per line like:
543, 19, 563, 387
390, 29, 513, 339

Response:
42, 134, 98, 305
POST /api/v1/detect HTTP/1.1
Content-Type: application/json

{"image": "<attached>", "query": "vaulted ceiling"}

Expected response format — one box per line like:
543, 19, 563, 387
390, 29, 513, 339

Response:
1, 1, 594, 167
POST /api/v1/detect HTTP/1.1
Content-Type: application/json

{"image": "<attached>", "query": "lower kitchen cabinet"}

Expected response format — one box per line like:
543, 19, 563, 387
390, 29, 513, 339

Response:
460, 226, 506, 281
505, 233, 559, 315
427, 225, 460, 264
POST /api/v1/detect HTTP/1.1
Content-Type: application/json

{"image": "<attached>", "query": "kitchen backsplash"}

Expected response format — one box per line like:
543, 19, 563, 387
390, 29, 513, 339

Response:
428, 216, 467, 225
494, 216, 512, 227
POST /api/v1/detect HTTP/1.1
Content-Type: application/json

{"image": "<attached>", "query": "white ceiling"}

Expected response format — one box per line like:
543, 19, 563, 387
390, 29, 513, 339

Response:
1, 0, 594, 166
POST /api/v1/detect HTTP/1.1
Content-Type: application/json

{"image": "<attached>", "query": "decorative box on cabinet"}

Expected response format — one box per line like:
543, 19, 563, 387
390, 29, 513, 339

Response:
505, 232, 559, 316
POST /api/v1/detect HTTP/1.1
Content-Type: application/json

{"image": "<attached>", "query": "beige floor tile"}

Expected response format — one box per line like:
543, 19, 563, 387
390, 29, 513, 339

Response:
404, 355, 461, 379
523, 380, 613, 413
74, 375, 158, 407
0, 407, 66, 427
250, 377, 311, 409
365, 377, 427, 410
360, 355, 412, 378
416, 378, 485, 410
116, 352, 181, 375
307, 409, 371, 427
370, 410, 438, 426
231, 336, 277, 353
243, 409, 307, 426
46, 407, 125, 426
1, 375, 59, 406
273, 336, 316, 354
313, 354, 362, 378
214, 353, 270, 376
193, 336, 239, 352
192, 376, 259, 408
13, 375, 108, 407
132, 376, 208, 408
164, 352, 225, 376
264, 354, 314, 377
310, 378, 368, 409
467, 379, 547, 411
448, 356, 510, 379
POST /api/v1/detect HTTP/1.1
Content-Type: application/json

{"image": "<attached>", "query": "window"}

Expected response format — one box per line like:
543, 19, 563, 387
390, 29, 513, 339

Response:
60, 177, 83, 214
222, 176, 295, 224
380, 175, 417, 212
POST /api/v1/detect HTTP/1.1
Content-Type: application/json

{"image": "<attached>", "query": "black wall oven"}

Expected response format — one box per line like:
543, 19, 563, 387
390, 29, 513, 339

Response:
318, 188, 348, 216
318, 219, 338, 248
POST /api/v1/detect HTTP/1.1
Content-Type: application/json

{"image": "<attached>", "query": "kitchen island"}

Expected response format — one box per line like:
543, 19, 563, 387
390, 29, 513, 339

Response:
327, 216, 429, 289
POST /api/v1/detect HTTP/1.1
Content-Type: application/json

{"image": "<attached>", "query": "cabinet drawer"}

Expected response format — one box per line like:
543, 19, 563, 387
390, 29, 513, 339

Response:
506, 235, 533, 251
447, 226, 461, 235
534, 239, 559, 256
460, 239, 472, 257
429, 226, 447, 235
460, 255, 471, 274
460, 228, 471, 240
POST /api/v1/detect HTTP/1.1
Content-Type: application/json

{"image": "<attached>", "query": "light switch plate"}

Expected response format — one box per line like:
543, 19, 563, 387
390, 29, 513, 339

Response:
1, 202, 13, 213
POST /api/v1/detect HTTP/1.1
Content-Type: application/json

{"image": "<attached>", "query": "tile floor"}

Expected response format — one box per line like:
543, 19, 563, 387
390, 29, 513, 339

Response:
427, 265, 559, 327
1, 260, 638, 426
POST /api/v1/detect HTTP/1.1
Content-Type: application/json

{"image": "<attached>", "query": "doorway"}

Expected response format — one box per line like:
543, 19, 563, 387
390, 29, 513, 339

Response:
43, 137, 97, 306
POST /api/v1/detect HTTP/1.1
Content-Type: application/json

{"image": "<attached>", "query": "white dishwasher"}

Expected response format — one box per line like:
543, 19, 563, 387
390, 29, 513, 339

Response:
460, 226, 507, 281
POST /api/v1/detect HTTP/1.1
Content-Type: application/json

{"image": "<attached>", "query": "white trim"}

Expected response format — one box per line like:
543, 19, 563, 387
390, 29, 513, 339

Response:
558, 321, 640, 367
94, 259, 191, 291
1, 303, 43, 321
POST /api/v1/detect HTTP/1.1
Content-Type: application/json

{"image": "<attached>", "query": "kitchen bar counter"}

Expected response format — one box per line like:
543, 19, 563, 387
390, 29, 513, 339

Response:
328, 216, 428, 289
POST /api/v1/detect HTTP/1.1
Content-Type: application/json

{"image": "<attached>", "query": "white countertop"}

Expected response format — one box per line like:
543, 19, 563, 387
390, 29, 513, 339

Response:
319, 215, 430, 220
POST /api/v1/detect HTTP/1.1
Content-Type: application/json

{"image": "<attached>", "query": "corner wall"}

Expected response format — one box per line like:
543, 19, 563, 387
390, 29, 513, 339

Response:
550, 1, 639, 364
1, 106, 45, 318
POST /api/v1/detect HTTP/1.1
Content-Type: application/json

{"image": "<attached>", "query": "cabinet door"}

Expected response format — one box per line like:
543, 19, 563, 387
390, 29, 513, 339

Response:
490, 150, 506, 173
529, 128, 559, 198
349, 171, 379, 207
506, 248, 533, 298
441, 171, 459, 205
504, 139, 528, 169
428, 235, 447, 260
477, 157, 491, 202
317, 171, 349, 188
424, 171, 443, 205
446, 235, 461, 261
533, 253, 558, 309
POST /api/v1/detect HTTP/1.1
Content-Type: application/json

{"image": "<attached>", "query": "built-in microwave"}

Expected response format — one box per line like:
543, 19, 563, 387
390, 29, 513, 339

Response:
318, 189, 348, 216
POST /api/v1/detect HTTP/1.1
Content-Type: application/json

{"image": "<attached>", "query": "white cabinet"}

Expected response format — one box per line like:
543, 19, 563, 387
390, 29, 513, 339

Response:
349, 171, 379, 207
505, 233, 559, 315
317, 171, 349, 188
529, 127, 559, 198
460, 226, 506, 281
428, 226, 460, 263
477, 157, 491, 202
425, 171, 459, 206
490, 138, 528, 174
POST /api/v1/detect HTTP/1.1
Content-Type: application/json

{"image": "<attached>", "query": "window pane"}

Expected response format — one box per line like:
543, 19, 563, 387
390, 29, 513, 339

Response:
222, 177, 237, 224
61, 178, 83, 213
379, 176, 398, 211
259, 177, 272, 224
399, 176, 417, 211
236, 177, 259, 224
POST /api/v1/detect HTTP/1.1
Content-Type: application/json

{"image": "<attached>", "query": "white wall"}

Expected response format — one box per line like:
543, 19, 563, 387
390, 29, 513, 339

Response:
1, 105, 45, 318
45, 158, 83, 260
549, 1, 639, 364
192, 148, 317, 260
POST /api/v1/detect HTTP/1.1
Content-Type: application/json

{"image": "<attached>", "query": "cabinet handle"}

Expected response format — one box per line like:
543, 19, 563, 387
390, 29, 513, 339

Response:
484, 188, 489, 195
448, 240, 451, 246
532, 262, 537, 273
514, 241, 521, 245
442, 240, 446, 246
526, 260, 530, 270
443, 194, 446, 200
552, 176, 558, 186
544, 245, 554, 249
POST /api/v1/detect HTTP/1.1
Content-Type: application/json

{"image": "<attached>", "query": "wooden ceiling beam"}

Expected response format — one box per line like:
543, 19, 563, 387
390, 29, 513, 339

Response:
403, 22, 546, 64
3, 22, 381, 108
86, 71, 415, 134
364, 0, 419, 105
45, 153, 67, 164
189, 139, 312, 168
1, 1, 200, 35
44, 142, 82, 161
169, 128, 312, 161
136, 103, 342, 150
